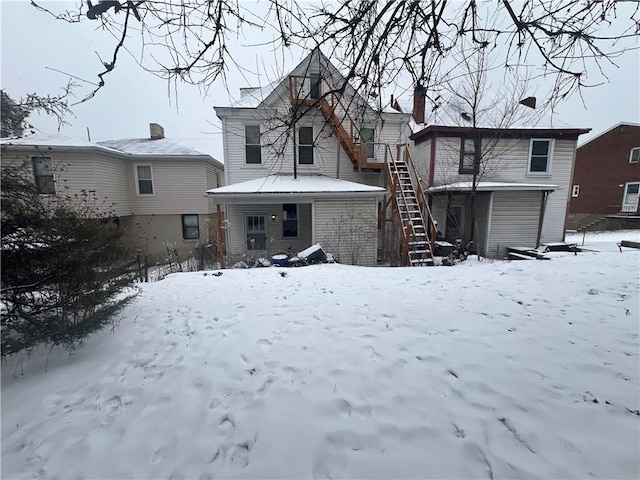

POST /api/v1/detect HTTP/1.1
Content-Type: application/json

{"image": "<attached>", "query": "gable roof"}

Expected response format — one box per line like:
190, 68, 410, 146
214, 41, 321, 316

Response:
215, 48, 408, 120
577, 121, 640, 149
206, 174, 384, 200
410, 125, 591, 144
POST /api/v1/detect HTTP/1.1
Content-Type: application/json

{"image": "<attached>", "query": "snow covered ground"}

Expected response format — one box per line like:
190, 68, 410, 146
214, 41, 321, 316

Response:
2, 231, 639, 479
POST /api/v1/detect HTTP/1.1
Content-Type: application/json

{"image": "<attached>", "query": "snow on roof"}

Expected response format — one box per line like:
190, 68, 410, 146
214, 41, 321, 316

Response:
224, 77, 285, 109
0, 132, 111, 150
98, 138, 210, 157
428, 181, 558, 193
207, 174, 384, 197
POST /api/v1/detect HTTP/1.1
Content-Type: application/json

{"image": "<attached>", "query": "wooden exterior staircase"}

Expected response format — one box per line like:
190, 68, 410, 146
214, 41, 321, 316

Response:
384, 145, 437, 266
289, 75, 436, 266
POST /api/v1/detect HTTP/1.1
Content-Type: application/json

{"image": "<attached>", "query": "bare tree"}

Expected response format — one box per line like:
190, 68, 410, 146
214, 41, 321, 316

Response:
424, 39, 546, 246
30, 1, 639, 109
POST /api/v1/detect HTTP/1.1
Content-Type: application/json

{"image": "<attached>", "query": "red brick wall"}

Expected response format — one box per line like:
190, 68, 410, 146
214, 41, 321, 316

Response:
569, 124, 640, 215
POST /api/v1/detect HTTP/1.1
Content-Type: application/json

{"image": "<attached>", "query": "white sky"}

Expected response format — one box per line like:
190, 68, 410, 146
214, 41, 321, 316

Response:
1, 0, 639, 162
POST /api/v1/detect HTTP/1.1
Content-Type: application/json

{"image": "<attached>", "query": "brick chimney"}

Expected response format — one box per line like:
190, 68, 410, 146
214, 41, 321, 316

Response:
150, 123, 165, 140
412, 85, 426, 124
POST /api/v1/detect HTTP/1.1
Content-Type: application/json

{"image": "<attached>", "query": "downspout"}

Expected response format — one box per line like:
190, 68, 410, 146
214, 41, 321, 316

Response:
336, 136, 341, 179
428, 135, 437, 187
536, 191, 550, 247
216, 204, 225, 268
293, 119, 298, 180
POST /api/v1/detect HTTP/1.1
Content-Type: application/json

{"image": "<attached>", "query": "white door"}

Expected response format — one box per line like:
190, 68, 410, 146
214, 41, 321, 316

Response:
622, 182, 639, 213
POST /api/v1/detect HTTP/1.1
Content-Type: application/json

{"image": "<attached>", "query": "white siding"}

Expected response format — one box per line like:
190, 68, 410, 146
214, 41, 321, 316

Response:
314, 197, 378, 266
205, 162, 224, 214
95, 154, 132, 216
424, 136, 577, 243
130, 160, 210, 215
225, 203, 312, 257
488, 191, 542, 258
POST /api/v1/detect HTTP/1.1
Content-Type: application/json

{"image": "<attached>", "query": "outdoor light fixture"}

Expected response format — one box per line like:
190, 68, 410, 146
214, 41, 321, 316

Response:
271, 214, 277, 221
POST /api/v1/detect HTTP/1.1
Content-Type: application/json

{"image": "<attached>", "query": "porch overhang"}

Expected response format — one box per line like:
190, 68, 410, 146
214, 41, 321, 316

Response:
206, 174, 385, 203
427, 181, 558, 194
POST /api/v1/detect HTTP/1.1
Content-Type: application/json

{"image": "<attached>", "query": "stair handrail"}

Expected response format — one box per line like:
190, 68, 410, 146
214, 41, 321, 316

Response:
400, 144, 438, 252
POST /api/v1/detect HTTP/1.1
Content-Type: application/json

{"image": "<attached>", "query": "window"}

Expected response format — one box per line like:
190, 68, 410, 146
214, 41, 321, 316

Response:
309, 75, 321, 99
630, 147, 640, 163
283, 204, 298, 237
299, 127, 314, 164
245, 125, 261, 164
246, 215, 266, 250
528, 139, 553, 173
32, 156, 55, 194
361, 127, 375, 159
459, 137, 479, 174
135, 165, 154, 195
182, 214, 200, 240
572, 185, 580, 197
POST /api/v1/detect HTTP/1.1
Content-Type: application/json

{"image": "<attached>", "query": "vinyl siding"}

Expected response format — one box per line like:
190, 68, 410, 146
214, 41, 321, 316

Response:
314, 197, 378, 266
205, 162, 224, 214
488, 191, 542, 258
95, 154, 132, 216
225, 203, 312, 257
131, 159, 210, 215
425, 136, 576, 242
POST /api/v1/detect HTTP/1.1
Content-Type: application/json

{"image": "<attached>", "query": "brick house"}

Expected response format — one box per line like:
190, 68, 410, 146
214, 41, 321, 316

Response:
567, 122, 640, 230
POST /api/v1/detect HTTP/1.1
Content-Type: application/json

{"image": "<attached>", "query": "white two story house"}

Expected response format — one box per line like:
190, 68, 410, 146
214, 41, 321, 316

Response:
207, 49, 418, 266
1, 125, 224, 263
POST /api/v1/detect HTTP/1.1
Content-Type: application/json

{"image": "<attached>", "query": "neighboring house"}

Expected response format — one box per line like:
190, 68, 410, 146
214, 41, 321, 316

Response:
409, 123, 590, 258
207, 49, 422, 266
0, 124, 224, 262
567, 122, 640, 230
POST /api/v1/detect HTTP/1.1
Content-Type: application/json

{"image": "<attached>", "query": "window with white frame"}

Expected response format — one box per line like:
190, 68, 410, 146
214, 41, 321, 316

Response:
571, 185, 580, 197
283, 204, 298, 237
31, 156, 55, 194
298, 127, 314, 165
181, 214, 200, 240
459, 137, 479, 174
528, 139, 554, 173
246, 215, 266, 250
245, 125, 261, 164
630, 147, 640, 163
135, 165, 154, 195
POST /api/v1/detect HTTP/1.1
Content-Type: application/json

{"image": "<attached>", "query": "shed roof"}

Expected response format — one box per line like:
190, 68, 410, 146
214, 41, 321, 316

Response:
206, 174, 384, 201
411, 125, 591, 144
427, 181, 558, 193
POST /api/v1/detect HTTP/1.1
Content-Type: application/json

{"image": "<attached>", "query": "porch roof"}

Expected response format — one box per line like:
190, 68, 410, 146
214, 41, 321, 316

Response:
427, 181, 558, 193
206, 174, 385, 202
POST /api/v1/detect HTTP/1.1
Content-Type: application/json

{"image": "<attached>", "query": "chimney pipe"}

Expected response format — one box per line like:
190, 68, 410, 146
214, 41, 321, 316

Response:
150, 123, 165, 140
412, 85, 426, 124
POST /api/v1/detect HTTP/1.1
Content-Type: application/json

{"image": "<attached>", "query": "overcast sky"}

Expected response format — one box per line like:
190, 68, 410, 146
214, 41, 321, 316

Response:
1, 1, 639, 162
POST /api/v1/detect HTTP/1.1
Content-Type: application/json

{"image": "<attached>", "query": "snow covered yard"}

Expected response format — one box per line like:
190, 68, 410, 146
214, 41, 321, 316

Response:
2, 232, 639, 479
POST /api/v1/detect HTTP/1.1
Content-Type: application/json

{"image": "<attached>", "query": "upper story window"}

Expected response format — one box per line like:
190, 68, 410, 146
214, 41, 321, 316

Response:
135, 164, 154, 195
361, 127, 375, 159
459, 137, 479, 174
528, 138, 554, 174
181, 214, 200, 240
245, 125, 261, 164
299, 126, 314, 165
31, 156, 55, 194
630, 147, 640, 163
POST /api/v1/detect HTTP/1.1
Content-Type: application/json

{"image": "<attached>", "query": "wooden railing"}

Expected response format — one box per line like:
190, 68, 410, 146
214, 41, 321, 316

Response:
289, 75, 384, 168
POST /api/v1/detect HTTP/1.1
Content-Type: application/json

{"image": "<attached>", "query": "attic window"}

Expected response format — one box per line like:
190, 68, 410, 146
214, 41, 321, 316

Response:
630, 147, 640, 164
